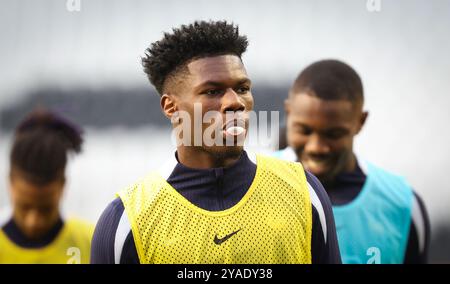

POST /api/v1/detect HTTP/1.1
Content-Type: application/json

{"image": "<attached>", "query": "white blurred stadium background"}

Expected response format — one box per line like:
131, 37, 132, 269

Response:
0, 0, 449, 262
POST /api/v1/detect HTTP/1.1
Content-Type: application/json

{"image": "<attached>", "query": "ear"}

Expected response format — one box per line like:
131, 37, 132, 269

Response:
8, 168, 18, 187
160, 94, 178, 120
284, 99, 291, 115
356, 111, 369, 134
60, 176, 66, 188
58, 177, 66, 197
8, 170, 17, 200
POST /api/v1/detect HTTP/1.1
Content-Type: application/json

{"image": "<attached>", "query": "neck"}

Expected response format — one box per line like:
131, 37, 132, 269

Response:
176, 146, 243, 169
12, 212, 61, 240
321, 152, 357, 187
344, 152, 357, 173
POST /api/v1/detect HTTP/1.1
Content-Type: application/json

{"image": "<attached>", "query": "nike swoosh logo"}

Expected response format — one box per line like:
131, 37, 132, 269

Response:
214, 229, 241, 245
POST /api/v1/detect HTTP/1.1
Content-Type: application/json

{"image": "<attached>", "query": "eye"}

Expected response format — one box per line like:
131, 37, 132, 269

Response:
325, 130, 347, 140
235, 86, 250, 94
19, 204, 31, 211
42, 208, 53, 216
294, 125, 312, 135
203, 89, 224, 96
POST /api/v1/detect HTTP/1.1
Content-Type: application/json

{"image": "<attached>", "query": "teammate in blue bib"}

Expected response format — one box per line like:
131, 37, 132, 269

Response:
275, 60, 430, 264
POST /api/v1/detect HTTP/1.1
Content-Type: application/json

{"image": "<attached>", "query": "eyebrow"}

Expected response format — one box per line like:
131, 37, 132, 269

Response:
197, 78, 252, 88
293, 122, 311, 128
293, 122, 349, 133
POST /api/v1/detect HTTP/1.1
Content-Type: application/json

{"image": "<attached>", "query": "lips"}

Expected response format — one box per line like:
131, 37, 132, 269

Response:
225, 126, 245, 136
223, 118, 246, 138
303, 155, 334, 174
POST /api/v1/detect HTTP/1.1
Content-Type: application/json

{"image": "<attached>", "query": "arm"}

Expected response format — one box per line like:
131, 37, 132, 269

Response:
306, 171, 342, 264
404, 191, 430, 264
90, 198, 139, 264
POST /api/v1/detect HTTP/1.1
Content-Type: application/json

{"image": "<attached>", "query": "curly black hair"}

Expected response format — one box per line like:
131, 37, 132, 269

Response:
291, 59, 364, 105
142, 20, 249, 95
10, 108, 83, 185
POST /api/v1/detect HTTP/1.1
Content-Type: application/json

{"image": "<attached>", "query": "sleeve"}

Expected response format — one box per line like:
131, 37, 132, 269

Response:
404, 191, 430, 264
305, 171, 342, 264
90, 198, 140, 264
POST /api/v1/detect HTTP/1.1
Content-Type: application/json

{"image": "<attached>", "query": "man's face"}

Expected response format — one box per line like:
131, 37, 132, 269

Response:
286, 93, 366, 184
9, 171, 63, 240
167, 54, 254, 160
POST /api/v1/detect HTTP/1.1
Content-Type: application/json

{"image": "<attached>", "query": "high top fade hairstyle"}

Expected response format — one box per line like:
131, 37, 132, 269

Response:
142, 20, 249, 95
10, 108, 83, 186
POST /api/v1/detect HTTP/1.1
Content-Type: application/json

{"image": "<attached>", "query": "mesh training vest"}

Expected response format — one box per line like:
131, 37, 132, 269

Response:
333, 162, 413, 264
118, 155, 312, 264
0, 218, 94, 264
274, 147, 414, 264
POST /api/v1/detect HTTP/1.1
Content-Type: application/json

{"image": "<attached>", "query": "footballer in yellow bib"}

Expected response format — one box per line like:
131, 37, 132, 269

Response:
0, 109, 94, 264
118, 155, 311, 264
91, 21, 341, 264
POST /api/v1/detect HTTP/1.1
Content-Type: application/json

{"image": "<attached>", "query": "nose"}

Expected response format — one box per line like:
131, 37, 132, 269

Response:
221, 88, 245, 113
305, 133, 330, 155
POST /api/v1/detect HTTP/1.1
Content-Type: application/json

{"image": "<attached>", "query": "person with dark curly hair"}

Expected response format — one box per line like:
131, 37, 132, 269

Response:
0, 108, 94, 264
91, 21, 341, 264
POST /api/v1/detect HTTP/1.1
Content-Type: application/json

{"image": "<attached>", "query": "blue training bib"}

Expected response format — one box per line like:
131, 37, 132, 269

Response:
273, 148, 414, 264
332, 162, 413, 264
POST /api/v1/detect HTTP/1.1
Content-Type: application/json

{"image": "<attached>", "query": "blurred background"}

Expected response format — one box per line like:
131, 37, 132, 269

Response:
0, 0, 449, 262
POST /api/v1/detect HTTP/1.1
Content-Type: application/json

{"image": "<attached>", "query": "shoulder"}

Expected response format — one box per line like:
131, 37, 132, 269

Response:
304, 170, 342, 263
362, 161, 415, 206
363, 161, 412, 189
304, 171, 334, 242
66, 217, 96, 239
91, 198, 133, 264
258, 153, 332, 232
117, 173, 165, 211
271, 147, 297, 162
411, 191, 428, 221
97, 198, 127, 225
410, 190, 430, 254
305, 171, 331, 211
256, 153, 305, 179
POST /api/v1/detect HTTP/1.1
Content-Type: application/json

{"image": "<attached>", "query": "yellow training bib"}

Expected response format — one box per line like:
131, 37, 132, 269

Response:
0, 218, 94, 264
118, 155, 312, 264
